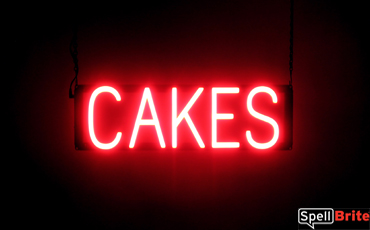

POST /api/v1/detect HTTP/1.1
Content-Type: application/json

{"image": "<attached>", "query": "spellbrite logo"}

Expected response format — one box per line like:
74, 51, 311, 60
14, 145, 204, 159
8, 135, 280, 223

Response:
298, 208, 370, 229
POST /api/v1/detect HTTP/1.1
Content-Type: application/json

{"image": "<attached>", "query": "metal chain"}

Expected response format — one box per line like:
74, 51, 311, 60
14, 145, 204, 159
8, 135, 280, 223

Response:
69, 27, 79, 98
289, 0, 294, 86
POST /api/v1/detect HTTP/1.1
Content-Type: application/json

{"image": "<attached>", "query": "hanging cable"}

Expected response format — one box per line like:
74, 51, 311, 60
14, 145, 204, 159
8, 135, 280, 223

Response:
289, 0, 294, 86
69, 26, 79, 98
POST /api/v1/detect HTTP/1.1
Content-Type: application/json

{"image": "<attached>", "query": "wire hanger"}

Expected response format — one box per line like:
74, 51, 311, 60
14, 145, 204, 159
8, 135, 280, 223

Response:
69, 26, 78, 98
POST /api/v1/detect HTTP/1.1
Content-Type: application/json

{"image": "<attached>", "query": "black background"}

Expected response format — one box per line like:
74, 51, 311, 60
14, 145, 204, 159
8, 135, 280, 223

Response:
7, 0, 369, 229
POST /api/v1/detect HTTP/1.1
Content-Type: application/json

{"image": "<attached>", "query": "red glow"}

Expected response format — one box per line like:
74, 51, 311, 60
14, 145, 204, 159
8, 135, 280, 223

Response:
129, 87, 166, 148
76, 85, 291, 150
212, 87, 240, 148
246, 86, 279, 149
88, 86, 122, 150
172, 87, 205, 148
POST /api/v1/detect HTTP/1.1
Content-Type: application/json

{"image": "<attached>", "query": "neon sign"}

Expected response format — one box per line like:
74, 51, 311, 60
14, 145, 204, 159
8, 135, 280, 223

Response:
74, 85, 292, 150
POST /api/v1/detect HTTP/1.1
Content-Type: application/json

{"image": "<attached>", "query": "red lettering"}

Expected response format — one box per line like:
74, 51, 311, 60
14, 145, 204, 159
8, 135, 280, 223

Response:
352, 210, 356, 221
75, 85, 294, 150
356, 210, 362, 221
246, 86, 279, 149
335, 211, 344, 221
336, 210, 370, 222
363, 213, 369, 221
345, 212, 351, 221
88, 86, 122, 150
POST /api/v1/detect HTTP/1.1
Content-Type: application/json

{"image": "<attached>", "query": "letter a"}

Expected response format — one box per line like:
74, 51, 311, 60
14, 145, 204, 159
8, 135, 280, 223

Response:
129, 88, 165, 148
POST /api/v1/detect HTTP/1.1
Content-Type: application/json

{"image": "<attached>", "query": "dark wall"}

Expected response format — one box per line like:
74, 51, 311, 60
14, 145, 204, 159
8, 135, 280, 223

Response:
8, 1, 369, 229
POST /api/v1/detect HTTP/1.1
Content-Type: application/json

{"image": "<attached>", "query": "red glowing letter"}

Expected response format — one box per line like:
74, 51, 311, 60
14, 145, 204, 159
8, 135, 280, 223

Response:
212, 87, 240, 148
172, 87, 205, 148
129, 88, 165, 148
88, 86, 122, 150
246, 86, 279, 149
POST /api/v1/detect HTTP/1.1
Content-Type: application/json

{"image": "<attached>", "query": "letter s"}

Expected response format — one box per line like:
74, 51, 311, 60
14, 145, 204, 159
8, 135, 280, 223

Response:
246, 86, 279, 149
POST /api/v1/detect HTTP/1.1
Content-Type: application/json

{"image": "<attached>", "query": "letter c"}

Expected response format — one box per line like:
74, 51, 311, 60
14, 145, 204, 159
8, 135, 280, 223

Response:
88, 86, 122, 150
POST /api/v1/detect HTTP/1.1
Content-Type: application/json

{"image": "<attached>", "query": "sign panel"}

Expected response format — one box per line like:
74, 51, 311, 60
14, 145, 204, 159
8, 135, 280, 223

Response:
74, 85, 293, 150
